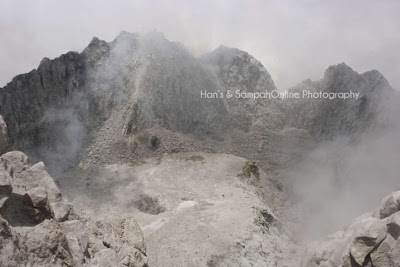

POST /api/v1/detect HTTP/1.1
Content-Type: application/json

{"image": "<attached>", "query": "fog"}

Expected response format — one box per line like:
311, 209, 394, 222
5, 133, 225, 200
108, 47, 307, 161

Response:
287, 92, 400, 242
1, 0, 400, 90
26, 107, 87, 175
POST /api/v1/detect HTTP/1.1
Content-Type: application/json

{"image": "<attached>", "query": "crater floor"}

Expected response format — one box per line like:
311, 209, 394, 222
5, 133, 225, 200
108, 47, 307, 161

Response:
58, 152, 298, 267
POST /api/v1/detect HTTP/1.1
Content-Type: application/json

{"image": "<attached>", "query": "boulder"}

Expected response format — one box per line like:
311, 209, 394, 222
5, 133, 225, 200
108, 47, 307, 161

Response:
61, 220, 88, 265
52, 201, 71, 222
85, 216, 148, 266
0, 163, 12, 205
121, 218, 146, 253
0, 214, 26, 266
23, 187, 53, 222
370, 235, 395, 267
24, 187, 48, 208
119, 246, 148, 267
383, 211, 400, 239
0, 162, 12, 211
348, 218, 387, 265
21, 219, 74, 266
342, 251, 373, 267
90, 248, 119, 267
17, 162, 62, 203
0, 151, 29, 175
389, 238, 400, 266
0, 214, 12, 237
379, 191, 400, 219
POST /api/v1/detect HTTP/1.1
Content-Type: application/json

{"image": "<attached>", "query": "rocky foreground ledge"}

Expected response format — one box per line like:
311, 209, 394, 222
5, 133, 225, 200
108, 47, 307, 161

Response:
303, 190, 400, 267
0, 151, 147, 267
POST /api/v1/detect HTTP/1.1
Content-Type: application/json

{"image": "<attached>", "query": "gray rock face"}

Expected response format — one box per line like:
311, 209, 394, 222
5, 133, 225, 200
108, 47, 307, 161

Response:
349, 219, 386, 265
389, 238, 400, 266
0, 214, 28, 266
0, 151, 147, 267
24, 186, 48, 208
0, 150, 29, 174
0, 161, 12, 200
89, 248, 118, 267
370, 234, 395, 267
23, 186, 53, 223
379, 191, 400, 219
20, 219, 74, 267
0, 155, 13, 212
52, 201, 71, 222
0, 115, 7, 155
286, 63, 393, 140
85, 216, 148, 267
0, 52, 87, 147
60, 220, 88, 266
383, 212, 400, 239
0, 37, 115, 173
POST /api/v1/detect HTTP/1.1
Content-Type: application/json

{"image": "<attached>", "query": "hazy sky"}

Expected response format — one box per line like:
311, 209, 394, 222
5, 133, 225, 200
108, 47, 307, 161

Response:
1, 0, 399, 89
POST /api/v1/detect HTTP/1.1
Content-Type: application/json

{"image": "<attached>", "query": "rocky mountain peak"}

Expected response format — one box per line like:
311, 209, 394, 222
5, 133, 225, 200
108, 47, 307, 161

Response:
202, 45, 276, 92
82, 37, 110, 64
324, 62, 354, 76
323, 62, 392, 94
285, 61, 395, 140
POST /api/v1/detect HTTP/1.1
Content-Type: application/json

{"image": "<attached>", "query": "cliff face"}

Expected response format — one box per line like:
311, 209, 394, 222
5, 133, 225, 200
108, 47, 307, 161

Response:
0, 52, 85, 145
0, 38, 113, 173
285, 63, 393, 140
0, 115, 7, 155
0, 31, 288, 173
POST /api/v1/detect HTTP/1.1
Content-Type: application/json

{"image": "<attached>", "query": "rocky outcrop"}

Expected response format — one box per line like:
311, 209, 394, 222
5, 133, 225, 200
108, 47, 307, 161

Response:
302, 190, 400, 267
0, 115, 7, 155
0, 151, 147, 267
0, 158, 12, 210
0, 35, 116, 173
